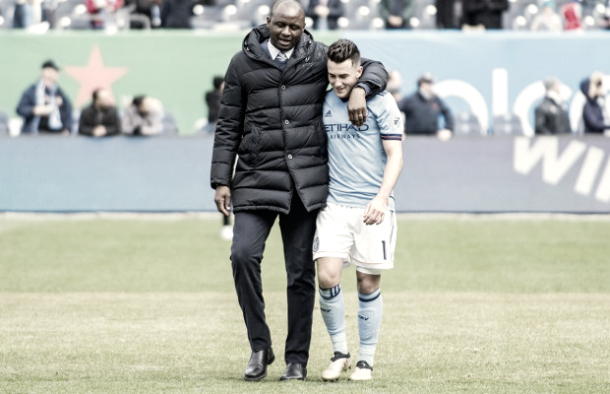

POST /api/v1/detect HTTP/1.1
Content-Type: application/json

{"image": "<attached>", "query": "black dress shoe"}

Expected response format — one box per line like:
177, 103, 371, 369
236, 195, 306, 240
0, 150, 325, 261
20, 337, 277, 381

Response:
279, 362, 307, 381
243, 348, 275, 381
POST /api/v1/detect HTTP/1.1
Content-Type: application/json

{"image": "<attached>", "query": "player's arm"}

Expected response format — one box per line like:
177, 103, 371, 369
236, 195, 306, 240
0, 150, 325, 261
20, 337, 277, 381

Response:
363, 138, 403, 225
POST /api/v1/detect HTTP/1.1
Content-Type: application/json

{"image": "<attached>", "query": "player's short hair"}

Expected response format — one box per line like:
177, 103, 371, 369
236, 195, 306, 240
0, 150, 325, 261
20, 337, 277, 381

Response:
327, 39, 361, 68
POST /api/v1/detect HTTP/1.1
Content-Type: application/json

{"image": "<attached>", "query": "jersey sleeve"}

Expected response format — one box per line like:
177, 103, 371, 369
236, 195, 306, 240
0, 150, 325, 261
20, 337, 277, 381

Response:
372, 92, 403, 141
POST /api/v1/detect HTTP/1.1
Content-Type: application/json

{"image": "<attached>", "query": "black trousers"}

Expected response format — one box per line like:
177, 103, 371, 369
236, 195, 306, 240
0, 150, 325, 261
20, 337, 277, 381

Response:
231, 196, 318, 366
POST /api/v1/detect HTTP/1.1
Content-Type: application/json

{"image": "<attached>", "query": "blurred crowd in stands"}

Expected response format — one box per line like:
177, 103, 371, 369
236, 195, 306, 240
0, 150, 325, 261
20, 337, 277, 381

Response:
1, 58, 608, 138
0, 0, 609, 32
8, 59, 176, 136
0, 1, 609, 138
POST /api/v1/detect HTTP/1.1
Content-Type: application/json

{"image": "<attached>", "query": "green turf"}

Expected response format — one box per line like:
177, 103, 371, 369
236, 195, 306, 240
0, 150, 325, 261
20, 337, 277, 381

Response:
1, 216, 609, 393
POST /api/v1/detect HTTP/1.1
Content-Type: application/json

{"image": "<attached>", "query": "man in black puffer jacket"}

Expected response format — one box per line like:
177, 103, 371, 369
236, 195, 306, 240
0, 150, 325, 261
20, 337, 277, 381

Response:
210, 0, 388, 382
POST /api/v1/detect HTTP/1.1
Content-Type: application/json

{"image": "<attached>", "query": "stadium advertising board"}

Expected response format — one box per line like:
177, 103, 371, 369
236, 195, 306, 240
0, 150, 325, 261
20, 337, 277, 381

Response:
1, 136, 609, 213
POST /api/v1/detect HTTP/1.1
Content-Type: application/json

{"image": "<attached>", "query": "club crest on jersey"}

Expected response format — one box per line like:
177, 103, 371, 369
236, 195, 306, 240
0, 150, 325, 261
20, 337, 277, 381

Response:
394, 117, 400, 125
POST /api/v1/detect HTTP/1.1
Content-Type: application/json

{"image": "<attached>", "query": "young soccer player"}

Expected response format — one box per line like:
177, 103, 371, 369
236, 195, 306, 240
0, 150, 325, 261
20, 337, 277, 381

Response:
313, 39, 403, 381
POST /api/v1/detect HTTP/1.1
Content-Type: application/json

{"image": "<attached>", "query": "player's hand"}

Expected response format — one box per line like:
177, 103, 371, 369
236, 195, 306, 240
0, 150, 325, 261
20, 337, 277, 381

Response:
363, 196, 387, 226
214, 185, 232, 217
348, 86, 367, 127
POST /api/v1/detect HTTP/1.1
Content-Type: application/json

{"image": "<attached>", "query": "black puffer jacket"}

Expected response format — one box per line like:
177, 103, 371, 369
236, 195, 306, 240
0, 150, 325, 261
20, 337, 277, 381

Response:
534, 96, 571, 135
580, 77, 609, 134
211, 25, 387, 214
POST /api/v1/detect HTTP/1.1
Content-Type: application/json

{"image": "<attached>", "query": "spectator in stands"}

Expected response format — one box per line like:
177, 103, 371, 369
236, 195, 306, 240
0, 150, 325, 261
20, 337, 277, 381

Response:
604, 0, 610, 30
305, 0, 344, 30
161, 0, 196, 28
12, 0, 37, 28
121, 95, 163, 136
125, 0, 162, 28
531, 0, 562, 31
204, 75, 224, 130
16, 60, 72, 135
78, 88, 121, 137
398, 73, 453, 140
580, 72, 610, 134
534, 77, 571, 135
461, 0, 509, 29
387, 69, 403, 103
436, 0, 456, 28
378, 0, 415, 29
42, 0, 61, 29
86, 0, 125, 29
561, 0, 582, 30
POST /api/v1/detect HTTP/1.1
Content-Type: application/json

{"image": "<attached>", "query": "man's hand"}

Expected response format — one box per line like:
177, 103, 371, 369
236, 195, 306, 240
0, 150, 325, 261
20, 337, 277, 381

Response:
348, 86, 367, 127
388, 15, 404, 27
436, 129, 452, 141
33, 105, 53, 116
92, 125, 107, 137
363, 195, 388, 226
214, 185, 232, 217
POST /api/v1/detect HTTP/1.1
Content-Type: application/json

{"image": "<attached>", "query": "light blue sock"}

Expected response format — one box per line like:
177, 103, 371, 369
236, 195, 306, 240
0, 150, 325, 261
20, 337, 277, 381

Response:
319, 284, 349, 355
357, 288, 383, 367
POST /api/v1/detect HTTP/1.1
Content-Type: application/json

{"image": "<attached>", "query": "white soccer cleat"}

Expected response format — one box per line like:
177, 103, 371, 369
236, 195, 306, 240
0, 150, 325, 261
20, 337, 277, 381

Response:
321, 352, 351, 381
349, 360, 373, 381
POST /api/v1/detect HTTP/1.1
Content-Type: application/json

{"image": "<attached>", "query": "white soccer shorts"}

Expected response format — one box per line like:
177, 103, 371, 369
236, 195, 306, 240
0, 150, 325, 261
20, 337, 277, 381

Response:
313, 202, 396, 274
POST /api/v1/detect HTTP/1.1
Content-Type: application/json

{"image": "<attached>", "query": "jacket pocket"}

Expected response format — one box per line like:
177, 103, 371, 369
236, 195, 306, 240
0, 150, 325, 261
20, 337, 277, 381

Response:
238, 125, 261, 167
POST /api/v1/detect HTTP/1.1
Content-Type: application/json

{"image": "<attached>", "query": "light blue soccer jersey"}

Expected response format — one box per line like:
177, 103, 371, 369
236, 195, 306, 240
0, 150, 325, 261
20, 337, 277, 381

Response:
323, 90, 403, 211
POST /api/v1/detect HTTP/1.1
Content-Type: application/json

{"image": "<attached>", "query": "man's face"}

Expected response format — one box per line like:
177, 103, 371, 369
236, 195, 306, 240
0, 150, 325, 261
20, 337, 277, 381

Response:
327, 59, 362, 99
267, 4, 305, 51
41, 67, 59, 86
419, 81, 434, 96
95, 89, 112, 109
549, 82, 561, 95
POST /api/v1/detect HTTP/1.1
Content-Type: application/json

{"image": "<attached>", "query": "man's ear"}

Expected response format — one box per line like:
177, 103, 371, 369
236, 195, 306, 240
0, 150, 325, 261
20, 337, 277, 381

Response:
357, 66, 363, 79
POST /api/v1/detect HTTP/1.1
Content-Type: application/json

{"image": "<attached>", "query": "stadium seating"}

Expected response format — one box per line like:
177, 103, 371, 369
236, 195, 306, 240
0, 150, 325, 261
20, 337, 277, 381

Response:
0, 0, 607, 31
453, 112, 484, 135
161, 111, 179, 134
492, 113, 524, 135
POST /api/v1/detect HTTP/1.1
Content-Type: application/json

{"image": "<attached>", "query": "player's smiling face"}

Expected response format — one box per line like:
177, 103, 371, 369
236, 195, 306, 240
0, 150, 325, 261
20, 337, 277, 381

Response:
327, 59, 363, 99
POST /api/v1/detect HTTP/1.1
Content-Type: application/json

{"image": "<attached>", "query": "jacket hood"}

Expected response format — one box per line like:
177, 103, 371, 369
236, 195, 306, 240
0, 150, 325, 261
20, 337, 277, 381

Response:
243, 24, 315, 61
580, 78, 591, 99
581, 72, 605, 101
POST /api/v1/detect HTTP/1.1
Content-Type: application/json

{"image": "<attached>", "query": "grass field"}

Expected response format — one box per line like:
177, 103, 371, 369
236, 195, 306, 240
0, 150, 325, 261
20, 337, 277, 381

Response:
1, 215, 609, 394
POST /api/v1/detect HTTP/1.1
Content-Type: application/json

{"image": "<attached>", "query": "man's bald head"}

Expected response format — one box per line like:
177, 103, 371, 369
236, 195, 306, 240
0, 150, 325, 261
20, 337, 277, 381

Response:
267, 0, 306, 51
270, 0, 305, 19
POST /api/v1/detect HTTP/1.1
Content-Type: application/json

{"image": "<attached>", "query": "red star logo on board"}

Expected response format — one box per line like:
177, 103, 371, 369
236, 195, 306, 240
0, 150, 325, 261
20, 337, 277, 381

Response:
64, 46, 129, 107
